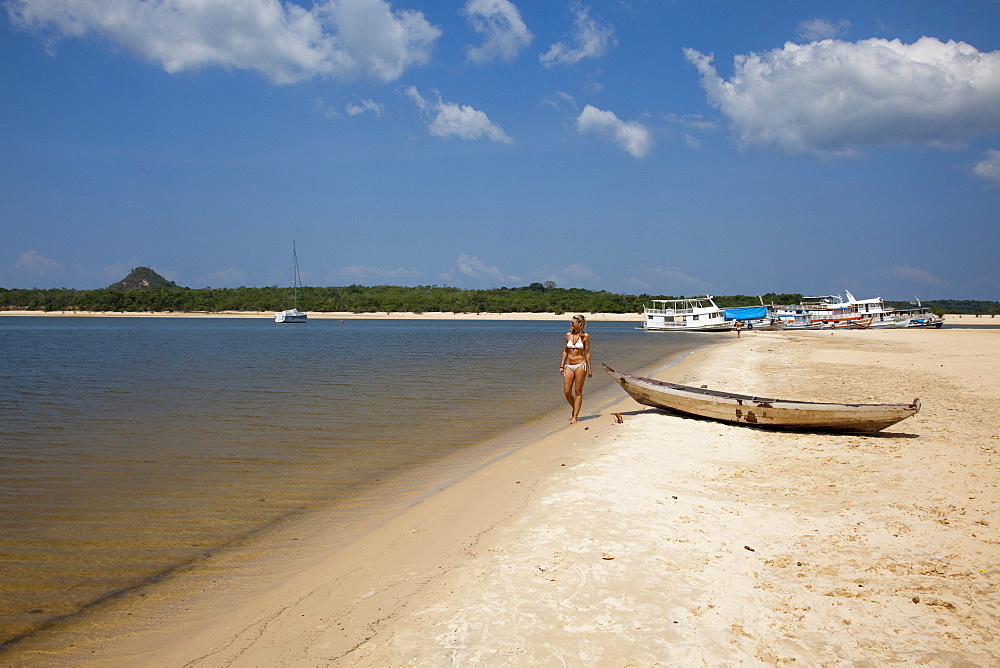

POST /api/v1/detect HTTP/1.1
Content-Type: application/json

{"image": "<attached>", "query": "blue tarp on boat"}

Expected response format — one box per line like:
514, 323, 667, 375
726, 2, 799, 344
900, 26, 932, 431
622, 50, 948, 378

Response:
724, 306, 768, 320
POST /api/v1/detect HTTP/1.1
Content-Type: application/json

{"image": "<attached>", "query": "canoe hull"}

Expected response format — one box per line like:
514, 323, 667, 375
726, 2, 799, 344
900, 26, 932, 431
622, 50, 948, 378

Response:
604, 365, 919, 433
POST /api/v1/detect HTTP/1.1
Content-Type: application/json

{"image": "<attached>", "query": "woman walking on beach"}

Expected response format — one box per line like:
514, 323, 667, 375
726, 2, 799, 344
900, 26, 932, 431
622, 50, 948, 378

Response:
560, 314, 593, 424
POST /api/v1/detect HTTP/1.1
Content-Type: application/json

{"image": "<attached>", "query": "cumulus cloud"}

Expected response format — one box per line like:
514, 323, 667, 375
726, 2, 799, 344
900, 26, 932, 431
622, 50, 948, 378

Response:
796, 18, 850, 42
885, 265, 942, 284
7, 0, 441, 84
346, 98, 384, 117
403, 86, 513, 143
540, 1, 616, 68
684, 37, 1000, 156
462, 0, 533, 64
15, 250, 64, 276
972, 148, 1000, 185
441, 254, 521, 286
576, 104, 652, 158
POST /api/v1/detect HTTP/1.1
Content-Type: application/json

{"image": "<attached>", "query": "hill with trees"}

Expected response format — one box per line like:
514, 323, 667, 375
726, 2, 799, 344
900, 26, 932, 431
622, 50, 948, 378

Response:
107, 267, 178, 290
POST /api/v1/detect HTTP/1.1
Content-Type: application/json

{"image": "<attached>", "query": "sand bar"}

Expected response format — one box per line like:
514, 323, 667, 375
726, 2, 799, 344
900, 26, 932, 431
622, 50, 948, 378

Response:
0, 310, 640, 321
2, 311, 995, 325
12, 324, 1000, 665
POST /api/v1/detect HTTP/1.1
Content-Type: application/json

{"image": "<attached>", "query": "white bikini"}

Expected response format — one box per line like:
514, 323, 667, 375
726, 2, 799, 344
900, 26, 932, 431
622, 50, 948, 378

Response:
565, 335, 587, 371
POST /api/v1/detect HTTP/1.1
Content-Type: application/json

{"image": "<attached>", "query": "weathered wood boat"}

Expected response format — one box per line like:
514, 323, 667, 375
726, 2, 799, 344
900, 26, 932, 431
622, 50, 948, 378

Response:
603, 364, 920, 433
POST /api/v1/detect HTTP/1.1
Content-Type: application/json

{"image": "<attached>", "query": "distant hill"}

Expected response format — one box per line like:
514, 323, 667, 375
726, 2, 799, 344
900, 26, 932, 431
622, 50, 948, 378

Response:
108, 267, 179, 290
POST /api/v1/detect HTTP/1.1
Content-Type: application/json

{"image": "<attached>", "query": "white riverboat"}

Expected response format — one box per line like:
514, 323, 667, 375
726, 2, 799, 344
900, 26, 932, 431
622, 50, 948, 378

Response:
640, 296, 730, 332
772, 296, 864, 330
843, 290, 909, 328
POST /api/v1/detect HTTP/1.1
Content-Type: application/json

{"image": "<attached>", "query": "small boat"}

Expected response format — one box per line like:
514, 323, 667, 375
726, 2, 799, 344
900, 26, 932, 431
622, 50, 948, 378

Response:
640, 296, 730, 332
275, 241, 308, 324
773, 295, 872, 330
893, 299, 945, 328
902, 313, 945, 328
603, 364, 920, 433
723, 305, 784, 330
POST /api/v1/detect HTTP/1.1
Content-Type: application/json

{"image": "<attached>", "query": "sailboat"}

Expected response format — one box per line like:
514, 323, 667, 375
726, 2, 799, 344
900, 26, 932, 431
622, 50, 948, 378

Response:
274, 241, 308, 323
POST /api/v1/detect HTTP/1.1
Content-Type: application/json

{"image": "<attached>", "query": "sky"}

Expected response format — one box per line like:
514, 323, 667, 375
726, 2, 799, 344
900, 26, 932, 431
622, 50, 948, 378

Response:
2, 0, 999, 301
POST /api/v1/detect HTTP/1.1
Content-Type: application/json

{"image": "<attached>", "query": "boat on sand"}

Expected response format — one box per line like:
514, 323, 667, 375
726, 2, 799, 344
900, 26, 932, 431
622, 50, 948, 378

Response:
640, 296, 730, 331
603, 364, 920, 433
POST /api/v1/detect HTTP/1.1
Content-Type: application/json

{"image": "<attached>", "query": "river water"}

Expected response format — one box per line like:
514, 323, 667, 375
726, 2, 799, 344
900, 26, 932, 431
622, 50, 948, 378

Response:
0, 316, 716, 653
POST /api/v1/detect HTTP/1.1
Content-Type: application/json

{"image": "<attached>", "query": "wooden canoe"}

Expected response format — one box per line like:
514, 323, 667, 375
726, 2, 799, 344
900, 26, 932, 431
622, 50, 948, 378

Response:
603, 364, 919, 433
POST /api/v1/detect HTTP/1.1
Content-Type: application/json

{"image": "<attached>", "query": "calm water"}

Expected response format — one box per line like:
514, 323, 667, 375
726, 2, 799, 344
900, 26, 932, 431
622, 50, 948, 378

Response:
0, 316, 713, 651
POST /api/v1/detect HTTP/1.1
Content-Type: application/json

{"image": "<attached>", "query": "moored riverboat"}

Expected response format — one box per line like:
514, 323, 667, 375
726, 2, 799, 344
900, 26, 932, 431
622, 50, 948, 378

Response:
640, 296, 730, 332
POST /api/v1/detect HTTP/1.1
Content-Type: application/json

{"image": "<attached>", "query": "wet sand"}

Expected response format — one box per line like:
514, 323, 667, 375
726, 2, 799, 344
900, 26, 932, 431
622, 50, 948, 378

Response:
12, 321, 1000, 665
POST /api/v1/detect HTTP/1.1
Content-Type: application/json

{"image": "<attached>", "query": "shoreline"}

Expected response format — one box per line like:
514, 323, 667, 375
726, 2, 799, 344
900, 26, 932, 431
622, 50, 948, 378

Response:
9, 326, 1000, 664
0, 310, 642, 321
1, 310, 997, 326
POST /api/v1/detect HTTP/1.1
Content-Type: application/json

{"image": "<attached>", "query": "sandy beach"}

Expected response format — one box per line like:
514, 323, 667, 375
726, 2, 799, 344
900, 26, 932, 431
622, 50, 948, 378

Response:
11, 319, 1000, 665
0, 310, 642, 321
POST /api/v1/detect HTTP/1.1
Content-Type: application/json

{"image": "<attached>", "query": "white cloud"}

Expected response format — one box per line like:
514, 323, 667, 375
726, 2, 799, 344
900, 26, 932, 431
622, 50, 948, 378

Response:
684, 37, 1000, 156
204, 267, 246, 287
532, 262, 599, 287
885, 266, 942, 284
442, 254, 521, 286
796, 18, 850, 42
540, 1, 616, 68
403, 86, 513, 143
314, 96, 339, 118
972, 148, 1000, 185
15, 250, 63, 276
462, 0, 533, 64
682, 133, 701, 149
560, 263, 596, 282
662, 112, 716, 130
7, 0, 441, 84
346, 98, 384, 117
576, 104, 652, 158
337, 265, 427, 284
626, 266, 710, 293
541, 90, 577, 113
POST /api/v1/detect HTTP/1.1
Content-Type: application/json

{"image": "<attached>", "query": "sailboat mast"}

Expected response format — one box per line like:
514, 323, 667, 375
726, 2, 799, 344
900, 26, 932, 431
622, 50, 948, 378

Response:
292, 240, 300, 309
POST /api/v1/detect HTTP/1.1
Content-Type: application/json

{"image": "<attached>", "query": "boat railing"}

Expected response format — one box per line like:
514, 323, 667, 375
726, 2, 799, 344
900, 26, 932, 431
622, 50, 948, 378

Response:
644, 299, 720, 316
644, 306, 703, 316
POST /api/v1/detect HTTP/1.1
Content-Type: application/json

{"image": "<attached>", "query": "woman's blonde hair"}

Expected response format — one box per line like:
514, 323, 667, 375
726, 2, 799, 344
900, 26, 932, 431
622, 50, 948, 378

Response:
573, 314, 587, 330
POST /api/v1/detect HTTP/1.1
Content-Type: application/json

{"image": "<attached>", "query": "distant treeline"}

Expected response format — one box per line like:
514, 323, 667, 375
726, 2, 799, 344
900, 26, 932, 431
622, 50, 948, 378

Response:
1, 284, 996, 315
2, 284, 808, 314
885, 299, 998, 316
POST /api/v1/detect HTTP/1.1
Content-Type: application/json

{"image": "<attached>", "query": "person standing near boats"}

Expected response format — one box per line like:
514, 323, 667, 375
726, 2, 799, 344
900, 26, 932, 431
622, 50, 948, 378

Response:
560, 314, 593, 424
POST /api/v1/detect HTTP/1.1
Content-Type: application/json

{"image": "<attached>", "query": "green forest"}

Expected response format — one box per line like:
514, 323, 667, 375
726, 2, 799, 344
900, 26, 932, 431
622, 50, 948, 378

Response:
1, 267, 996, 315
0, 283, 801, 314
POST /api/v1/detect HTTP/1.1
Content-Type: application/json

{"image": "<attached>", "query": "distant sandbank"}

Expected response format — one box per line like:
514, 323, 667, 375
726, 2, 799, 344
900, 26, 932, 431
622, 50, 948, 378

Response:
0, 310, 639, 321
1, 311, 995, 325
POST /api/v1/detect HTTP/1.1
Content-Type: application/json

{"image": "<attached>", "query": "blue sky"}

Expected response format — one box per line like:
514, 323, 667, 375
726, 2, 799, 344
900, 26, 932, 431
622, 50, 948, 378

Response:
2, 0, 999, 300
